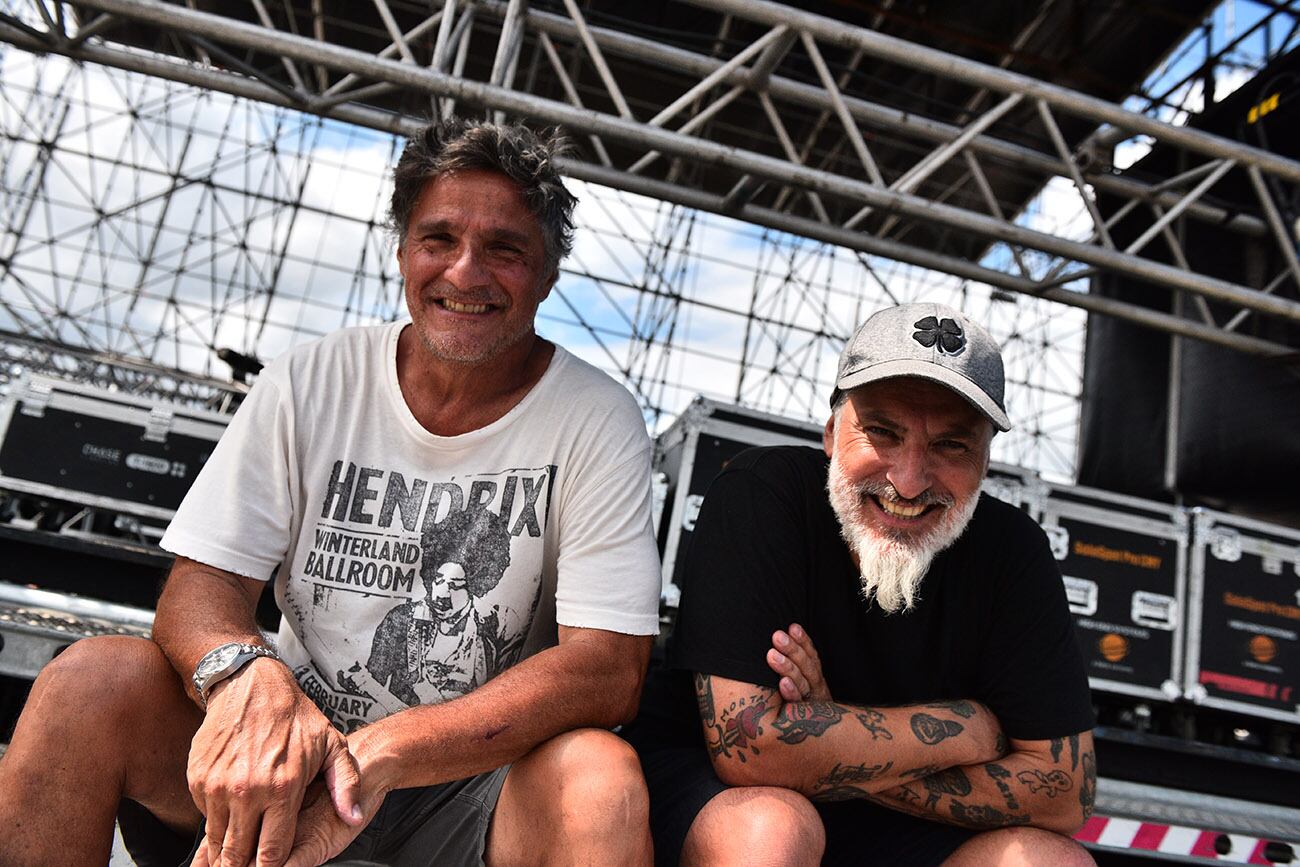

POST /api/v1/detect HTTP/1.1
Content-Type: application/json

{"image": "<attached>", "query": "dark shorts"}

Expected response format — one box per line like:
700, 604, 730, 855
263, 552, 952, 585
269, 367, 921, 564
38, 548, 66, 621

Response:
632, 741, 977, 867
125, 767, 510, 867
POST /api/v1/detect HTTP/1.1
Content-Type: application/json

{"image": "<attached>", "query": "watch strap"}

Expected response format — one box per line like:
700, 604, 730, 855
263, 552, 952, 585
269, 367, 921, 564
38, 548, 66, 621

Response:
193, 642, 281, 706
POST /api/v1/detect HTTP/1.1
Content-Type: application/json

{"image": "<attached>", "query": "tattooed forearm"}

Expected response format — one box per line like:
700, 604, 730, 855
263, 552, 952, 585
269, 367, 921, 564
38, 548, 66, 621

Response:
910, 713, 964, 745
985, 763, 1021, 810
855, 708, 893, 740
1079, 750, 1097, 819
703, 688, 777, 764
949, 802, 1031, 829
693, 672, 716, 725
773, 701, 847, 744
1016, 769, 1072, 798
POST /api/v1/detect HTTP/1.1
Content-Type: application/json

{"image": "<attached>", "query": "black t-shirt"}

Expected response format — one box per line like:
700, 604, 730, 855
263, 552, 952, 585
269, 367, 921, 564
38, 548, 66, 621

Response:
644, 445, 1093, 747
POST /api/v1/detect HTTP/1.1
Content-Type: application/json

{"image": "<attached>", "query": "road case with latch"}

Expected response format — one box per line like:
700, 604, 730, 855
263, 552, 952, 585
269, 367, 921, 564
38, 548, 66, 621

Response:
1038, 483, 1189, 703
0, 374, 231, 520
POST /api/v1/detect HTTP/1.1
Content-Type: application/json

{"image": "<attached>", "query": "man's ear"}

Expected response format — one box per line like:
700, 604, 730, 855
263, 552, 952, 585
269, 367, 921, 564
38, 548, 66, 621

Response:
538, 268, 558, 302
823, 412, 836, 458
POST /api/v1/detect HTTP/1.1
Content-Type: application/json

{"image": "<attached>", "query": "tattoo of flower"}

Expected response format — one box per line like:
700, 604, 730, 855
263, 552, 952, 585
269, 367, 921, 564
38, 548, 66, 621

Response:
773, 701, 846, 744
910, 712, 964, 745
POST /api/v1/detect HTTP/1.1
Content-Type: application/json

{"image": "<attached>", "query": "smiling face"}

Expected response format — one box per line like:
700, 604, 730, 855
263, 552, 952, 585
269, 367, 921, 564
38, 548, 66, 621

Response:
824, 377, 993, 611
397, 169, 554, 366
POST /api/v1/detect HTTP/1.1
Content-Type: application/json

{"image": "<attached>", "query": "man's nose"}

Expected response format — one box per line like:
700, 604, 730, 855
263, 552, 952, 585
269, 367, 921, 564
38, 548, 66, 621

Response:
444, 243, 490, 288
886, 444, 931, 501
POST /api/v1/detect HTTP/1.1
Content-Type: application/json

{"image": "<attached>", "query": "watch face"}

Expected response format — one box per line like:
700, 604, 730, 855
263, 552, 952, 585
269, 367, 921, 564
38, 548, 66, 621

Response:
199, 644, 242, 680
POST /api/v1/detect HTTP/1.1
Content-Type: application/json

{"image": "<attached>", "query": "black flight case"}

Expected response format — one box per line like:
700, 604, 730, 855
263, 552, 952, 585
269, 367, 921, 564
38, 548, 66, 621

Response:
0, 373, 231, 520
1185, 508, 1300, 726
1035, 483, 1189, 704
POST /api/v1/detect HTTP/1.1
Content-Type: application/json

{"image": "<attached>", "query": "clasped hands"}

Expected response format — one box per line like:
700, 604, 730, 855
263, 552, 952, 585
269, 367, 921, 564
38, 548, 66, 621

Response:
186, 658, 387, 867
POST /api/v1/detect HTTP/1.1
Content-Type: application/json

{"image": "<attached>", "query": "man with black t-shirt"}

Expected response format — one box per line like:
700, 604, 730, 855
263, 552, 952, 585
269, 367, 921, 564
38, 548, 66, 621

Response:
627, 303, 1096, 866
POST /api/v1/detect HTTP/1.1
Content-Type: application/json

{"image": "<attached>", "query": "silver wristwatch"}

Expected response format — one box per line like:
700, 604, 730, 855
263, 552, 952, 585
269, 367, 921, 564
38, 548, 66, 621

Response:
192, 642, 281, 706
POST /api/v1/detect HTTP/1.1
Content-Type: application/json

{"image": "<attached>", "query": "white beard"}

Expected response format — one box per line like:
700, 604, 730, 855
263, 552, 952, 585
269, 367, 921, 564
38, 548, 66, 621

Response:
827, 453, 980, 613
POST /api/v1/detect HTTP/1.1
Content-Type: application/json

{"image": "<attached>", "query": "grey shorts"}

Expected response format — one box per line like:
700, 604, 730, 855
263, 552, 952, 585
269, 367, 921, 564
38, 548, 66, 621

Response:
180, 766, 510, 867
329, 765, 511, 866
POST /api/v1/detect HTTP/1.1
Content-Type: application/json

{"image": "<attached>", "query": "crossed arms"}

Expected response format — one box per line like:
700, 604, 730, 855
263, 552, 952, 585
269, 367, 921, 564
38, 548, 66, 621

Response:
696, 627, 1095, 836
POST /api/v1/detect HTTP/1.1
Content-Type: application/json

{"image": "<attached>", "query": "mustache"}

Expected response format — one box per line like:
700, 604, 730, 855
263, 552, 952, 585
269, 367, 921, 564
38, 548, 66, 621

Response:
854, 478, 955, 509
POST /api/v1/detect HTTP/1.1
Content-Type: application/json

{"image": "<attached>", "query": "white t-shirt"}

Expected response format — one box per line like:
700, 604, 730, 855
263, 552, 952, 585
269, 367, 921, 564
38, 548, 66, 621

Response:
162, 321, 660, 731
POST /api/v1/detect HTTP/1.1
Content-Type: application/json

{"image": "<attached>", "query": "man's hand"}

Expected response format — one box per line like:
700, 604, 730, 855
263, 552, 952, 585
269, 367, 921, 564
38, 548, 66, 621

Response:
186, 658, 364, 867
767, 623, 832, 703
278, 724, 397, 866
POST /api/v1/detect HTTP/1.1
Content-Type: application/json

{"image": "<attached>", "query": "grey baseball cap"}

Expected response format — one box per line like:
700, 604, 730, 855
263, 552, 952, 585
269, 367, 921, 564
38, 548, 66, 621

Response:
831, 303, 1011, 432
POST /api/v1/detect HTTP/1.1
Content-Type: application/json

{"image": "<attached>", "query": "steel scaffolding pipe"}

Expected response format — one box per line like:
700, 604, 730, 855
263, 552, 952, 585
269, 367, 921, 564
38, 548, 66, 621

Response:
54, 0, 1300, 329
0, 18, 1291, 362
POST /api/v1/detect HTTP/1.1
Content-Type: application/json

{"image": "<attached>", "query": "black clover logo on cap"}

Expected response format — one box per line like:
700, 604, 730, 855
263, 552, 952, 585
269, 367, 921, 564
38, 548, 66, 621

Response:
912, 316, 967, 356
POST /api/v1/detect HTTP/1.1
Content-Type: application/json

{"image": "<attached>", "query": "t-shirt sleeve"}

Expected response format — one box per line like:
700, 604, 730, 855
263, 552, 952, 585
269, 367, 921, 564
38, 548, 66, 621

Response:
160, 369, 297, 581
553, 418, 661, 636
668, 455, 810, 688
977, 522, 1096, 740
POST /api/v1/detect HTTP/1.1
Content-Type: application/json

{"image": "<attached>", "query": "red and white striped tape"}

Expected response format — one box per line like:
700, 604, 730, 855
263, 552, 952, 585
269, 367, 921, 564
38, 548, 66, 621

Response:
1075, 815, 1284, 863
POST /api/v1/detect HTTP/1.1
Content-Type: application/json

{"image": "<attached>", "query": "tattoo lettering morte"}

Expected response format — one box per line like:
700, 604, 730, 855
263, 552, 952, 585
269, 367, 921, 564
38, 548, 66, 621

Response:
700, 684, 778, 764
910, 712, 964, 745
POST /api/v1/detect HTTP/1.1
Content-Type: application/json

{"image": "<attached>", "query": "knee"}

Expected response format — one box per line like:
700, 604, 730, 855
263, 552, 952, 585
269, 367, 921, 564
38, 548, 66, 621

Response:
953, 826, 1094, 867
685, 787, 824, 866
33, 636, 175, 715
533, 729, 649, 835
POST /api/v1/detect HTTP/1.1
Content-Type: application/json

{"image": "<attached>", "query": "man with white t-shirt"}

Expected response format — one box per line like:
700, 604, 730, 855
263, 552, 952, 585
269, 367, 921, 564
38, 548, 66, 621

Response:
0, 119, 661, 867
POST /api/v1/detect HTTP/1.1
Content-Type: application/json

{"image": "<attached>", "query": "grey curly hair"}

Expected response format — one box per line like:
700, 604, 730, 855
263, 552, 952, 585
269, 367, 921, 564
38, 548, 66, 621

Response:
388, 117, 578, 279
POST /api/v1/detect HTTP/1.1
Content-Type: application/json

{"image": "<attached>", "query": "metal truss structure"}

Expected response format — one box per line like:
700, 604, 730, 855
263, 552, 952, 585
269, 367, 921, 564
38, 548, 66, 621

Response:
1, 0, 1299, 479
